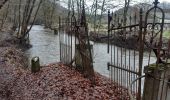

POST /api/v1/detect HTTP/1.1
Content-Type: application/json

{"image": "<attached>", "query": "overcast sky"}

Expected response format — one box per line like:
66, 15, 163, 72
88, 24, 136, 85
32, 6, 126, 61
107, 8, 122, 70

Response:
60, 0, 170, 13
85, 0, 170, 5
60, 0, 170, 7
160, 0, 170, 2
83, 0, 170, 13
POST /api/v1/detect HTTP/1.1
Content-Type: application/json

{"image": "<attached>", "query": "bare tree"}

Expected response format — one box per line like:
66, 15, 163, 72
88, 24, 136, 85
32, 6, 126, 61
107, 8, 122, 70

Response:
93, 0, 98, 33
0, 1, 10, 30
17, 0, 43, 44
97, 0, 105, 33
123, 0, 130, 26
42, 0, 58, 28
0, 0, 8, 10
17, 0, 21, 34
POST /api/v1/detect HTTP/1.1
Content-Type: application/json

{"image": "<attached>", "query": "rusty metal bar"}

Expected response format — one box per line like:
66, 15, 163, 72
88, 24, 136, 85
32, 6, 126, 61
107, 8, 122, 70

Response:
113, 13, 116, 89
70, 19, 73, 65
108, 63, 139, 75
110, 24, 139, 31
120, 33, 123, 98
111, 29, 113, 82
137, 8, 144, 100
108, 10, 111, 53
118, 63, 120, 91
59, 16, 61, 61
110, 22, 169, 31
133, 12, 136, 92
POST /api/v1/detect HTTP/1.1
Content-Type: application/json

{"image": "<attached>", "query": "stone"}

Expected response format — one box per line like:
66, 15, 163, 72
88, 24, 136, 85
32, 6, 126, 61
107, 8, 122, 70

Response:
31, 56, 40, 73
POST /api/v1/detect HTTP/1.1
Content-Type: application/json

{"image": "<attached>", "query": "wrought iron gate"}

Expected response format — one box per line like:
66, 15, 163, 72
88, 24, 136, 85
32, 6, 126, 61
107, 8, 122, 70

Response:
58, 0, 169, 99
107, 0, 165, 99
59, 1, 95, 82
59, 16, 75, 65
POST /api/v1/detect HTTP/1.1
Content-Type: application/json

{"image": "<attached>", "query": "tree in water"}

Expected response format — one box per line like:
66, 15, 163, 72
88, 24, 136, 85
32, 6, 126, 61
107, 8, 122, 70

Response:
42, 0, 58, 29
17, 0, 43, 45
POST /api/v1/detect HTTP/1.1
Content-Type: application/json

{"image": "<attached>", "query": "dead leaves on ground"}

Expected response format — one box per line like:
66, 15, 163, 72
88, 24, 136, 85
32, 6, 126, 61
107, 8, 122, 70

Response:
0, 47, 129, 100
0, 60, 130, 100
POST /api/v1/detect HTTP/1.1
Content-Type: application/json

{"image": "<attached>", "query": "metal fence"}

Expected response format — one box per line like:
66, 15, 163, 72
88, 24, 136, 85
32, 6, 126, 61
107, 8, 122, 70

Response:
59, 4, 95, 82
107, 9, 143, 100
59, 17, 75, 65
58, 0, 170, 99
107, 0, 165, 99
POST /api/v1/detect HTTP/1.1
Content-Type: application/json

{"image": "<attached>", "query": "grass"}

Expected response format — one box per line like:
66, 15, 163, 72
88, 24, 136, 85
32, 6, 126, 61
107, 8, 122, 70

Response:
163, 30, 170, 39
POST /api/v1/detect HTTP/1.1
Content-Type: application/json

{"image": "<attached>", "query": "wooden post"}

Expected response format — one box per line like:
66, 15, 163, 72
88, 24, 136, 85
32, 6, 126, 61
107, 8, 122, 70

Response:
143, 63, 170, 100
31, 57, 40, 73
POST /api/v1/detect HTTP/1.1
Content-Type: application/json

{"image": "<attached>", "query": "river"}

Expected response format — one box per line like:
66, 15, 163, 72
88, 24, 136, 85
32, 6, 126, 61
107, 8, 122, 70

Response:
25, 25, 157, 90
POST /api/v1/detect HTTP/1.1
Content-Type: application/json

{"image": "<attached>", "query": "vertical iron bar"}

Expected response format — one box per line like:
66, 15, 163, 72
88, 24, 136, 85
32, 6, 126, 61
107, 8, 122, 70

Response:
111, 29, 113, 82
126, 14, 131, 94
120, 19, 123, 98
67, 27, 68, 63
62, 19, 64, 62
133, 13, 136, 93
129, 44, 131, 95
133, 51, 136, 93
111, 12, 113, 83
61, 18, 63, 62
124, 17, 127, 89
64, 31, 66, 63
68, 27, 70, 64
113, 14, 116, 92
118, 64, 120, 91
117, 38, 119, 84
134, 12, 139, 96
74, 17, 77, 67
59, 16, 61, 61
71, 17, 73, 65
108, 10, 111, 53
138, 8, 144, 100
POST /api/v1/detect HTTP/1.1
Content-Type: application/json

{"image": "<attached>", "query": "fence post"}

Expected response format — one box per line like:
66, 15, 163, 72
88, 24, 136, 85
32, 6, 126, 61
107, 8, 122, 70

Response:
138, 8, 144, 100
143, 63, 170, 100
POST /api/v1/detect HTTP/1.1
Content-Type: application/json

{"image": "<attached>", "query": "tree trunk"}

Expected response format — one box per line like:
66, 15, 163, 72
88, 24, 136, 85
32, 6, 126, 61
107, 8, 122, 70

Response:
0, 1, 9, 30
0, 0, 8, 10
18, 0, 42, 44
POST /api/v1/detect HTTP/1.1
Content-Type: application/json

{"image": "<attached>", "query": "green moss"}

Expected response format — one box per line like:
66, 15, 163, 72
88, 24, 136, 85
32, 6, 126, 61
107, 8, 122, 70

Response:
163, 31, 170, 39
148, 63, 167, 71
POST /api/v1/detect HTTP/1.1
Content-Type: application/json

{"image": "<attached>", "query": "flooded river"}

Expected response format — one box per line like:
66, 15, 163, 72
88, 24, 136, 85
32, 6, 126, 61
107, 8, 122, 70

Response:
26, 25, 156, 77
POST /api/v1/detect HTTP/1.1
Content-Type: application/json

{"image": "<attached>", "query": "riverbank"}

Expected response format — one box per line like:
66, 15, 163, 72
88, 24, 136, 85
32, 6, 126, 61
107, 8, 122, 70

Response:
89, 31, 139, 50
89, 30, 170, 50
0, 27, 130, 99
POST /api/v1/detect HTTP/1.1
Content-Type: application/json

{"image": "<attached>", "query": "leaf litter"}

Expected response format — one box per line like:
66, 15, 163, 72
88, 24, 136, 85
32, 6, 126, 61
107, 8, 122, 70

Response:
0, 32, 130, 100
